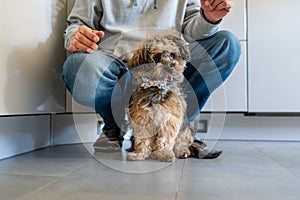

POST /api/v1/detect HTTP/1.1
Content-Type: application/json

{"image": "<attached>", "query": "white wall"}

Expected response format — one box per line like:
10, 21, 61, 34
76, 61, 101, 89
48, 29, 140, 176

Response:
0, 0, 66, 115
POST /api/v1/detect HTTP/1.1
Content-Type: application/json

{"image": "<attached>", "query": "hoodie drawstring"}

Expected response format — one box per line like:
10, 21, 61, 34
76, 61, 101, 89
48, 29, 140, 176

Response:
154, 0, 158, 9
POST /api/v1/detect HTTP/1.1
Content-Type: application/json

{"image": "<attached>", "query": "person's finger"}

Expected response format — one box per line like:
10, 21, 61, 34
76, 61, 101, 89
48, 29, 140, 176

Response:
78, 26, 100, 43
204, 0, 215, 5
214, 0, 233, 11
93, 30, 105, 40
75, 31, 98, 50
201, 0, 215, 11
69, 37, 93, 53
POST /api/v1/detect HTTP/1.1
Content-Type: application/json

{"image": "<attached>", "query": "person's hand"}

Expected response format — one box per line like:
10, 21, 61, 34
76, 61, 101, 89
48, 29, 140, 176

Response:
200, 0, 234, 23
69, 25, 104, 53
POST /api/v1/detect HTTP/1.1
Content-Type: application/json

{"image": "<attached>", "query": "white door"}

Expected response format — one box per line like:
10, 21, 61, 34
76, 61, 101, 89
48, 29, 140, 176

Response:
248, 0, 300, 112
202, 0, 247, 112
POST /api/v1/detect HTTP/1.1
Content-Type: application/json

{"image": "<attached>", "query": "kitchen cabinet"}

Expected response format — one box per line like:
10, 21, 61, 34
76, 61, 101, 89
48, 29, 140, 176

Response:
0, 0, 66, 115
202, 0, 247, 112
202, 42, 247, 112
248, 0, 300, 112
65, 0, 248, 113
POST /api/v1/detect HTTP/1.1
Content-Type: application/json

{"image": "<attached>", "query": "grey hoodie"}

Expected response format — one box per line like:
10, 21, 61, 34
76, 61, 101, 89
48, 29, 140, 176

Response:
65, 0, 220, 60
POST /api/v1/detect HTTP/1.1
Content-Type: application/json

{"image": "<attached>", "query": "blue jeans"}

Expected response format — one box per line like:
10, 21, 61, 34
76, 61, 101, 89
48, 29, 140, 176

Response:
62, 30, 241, 130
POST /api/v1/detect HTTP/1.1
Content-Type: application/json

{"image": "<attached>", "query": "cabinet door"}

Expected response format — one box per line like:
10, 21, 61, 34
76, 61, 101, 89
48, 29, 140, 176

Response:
219, 0, 247, 41
0, 0, 66, 115
202, 42, 247, 112
248, 0, 300, 112
202, 0, 247, 112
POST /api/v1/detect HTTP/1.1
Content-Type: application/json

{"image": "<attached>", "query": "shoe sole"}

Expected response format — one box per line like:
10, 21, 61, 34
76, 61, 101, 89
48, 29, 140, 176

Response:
189, 141, 223, 159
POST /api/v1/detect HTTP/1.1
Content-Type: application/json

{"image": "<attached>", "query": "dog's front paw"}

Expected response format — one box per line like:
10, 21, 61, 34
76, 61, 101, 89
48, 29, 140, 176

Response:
152, 149, 175, 162
126, 152, 148, 161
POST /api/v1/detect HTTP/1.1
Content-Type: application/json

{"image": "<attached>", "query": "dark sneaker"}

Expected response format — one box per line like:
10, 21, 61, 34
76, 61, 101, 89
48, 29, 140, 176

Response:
93, 129, 122, 152
189, 139, 223, 159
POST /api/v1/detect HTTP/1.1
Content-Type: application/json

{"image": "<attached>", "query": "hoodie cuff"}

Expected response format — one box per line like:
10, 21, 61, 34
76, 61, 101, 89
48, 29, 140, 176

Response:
64, 25, 80, 51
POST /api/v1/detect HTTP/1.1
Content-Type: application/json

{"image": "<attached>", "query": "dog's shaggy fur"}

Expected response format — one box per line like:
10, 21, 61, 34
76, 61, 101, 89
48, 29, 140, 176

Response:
126, 34, 194, 162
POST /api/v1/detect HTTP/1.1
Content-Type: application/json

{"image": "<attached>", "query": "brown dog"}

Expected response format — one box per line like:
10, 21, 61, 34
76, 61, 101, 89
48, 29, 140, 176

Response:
126, 34, 195, 162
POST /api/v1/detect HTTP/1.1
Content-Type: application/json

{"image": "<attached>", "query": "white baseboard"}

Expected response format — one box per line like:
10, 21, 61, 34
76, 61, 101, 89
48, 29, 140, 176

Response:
52, 113, 99, 145
0, 115, 50, 160
52, 113, 300, 146
2, 113, 298, 160
197, 113, 300, 141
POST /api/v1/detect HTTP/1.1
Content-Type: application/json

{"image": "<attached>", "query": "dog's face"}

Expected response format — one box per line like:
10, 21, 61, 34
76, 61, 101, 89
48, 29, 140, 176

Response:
127, 35, 190, 84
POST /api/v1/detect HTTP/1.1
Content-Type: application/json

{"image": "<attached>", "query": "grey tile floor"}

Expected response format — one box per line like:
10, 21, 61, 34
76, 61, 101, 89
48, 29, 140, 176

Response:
0, 141, 300, 200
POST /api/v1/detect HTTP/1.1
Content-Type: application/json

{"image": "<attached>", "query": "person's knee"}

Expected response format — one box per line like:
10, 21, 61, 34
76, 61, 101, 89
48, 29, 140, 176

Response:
214, 31, 241, 79
215, 30, 241, 61
62, 51, 119, 91
215, 31, 240, 51
62, 53, 88, 91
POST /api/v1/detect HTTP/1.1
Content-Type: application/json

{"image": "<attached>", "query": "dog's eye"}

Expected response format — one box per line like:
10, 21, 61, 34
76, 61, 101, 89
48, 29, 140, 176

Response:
170, 53, 175, 60
153, 53, 161, 63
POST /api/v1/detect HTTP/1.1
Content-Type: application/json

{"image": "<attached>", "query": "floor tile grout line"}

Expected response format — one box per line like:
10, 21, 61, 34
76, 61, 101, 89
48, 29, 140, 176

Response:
247, 141, 300, 179
175, 159, 186, 200
0, 173, 60, 179
17, 179, 60, 200
0, 156, 94, 179
16, 159, 95, 200
55, 158, 95, 178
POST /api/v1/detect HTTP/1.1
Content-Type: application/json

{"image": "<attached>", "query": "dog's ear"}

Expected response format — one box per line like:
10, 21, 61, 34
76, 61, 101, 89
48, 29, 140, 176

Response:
127, 46, 149, 69
166, 35, 190, 61
175, 38, 190, 61
179, 43, 190, 61
127, 48, 143, 69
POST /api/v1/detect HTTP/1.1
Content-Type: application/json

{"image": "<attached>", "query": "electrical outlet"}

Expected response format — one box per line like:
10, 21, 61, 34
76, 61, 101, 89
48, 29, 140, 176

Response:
192, 119, 208, 133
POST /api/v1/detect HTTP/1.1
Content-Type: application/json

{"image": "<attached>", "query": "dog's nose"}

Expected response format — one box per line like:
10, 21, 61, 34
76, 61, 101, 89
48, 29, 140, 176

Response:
171, 60, 178, 67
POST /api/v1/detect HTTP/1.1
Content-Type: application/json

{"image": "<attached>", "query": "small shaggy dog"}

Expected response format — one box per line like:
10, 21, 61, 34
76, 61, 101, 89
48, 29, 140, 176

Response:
126, 34, 195, 162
